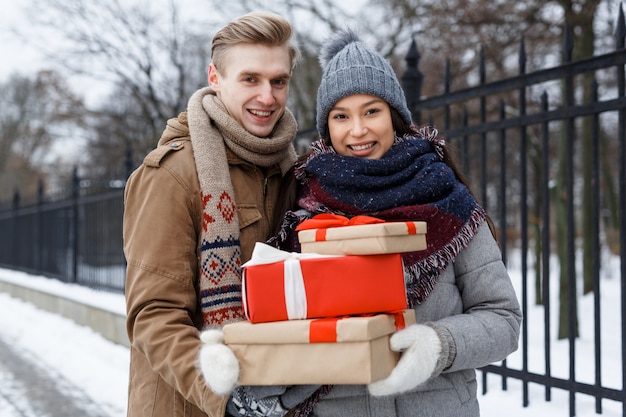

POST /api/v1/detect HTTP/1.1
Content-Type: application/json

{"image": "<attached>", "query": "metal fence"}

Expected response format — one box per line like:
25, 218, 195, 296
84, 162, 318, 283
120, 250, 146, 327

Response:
0, 170, 127, 293
400, 13, 626, 417
0, 12, 625, 417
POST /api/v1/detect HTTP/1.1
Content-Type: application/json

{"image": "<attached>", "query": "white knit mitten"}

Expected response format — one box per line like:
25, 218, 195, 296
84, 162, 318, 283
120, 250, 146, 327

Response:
368, 324, 442, 396
198, 329, 239, 395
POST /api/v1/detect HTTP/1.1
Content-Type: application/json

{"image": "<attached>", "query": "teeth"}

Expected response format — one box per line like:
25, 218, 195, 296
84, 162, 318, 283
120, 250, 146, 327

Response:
250, 110, 271, 117
350, 143, 375, 151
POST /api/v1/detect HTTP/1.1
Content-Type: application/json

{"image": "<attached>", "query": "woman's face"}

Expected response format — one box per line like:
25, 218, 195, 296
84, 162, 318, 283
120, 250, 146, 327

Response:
327, 94, 395, 159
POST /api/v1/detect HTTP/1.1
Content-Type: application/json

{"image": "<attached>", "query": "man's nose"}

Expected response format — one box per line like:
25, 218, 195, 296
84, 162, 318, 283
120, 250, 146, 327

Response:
257, 82, 275, 106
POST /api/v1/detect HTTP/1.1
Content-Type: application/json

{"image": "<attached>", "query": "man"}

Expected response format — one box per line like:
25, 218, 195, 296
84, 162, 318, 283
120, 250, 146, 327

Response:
123, 11, 301, 417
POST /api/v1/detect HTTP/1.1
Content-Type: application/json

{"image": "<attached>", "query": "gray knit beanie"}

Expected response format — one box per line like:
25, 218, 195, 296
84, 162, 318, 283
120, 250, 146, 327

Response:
316, 29, 412, 137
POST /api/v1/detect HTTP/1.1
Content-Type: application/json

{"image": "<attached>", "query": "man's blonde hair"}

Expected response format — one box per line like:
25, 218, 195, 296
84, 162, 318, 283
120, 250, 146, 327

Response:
211, 11, 300, 73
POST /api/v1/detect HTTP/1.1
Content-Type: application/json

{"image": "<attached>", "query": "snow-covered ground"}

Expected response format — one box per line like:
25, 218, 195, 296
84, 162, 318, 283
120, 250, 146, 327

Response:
0, 253, 623, 416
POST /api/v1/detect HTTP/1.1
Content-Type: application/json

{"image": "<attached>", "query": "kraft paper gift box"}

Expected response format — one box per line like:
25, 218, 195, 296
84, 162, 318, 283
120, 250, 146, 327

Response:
241, 243, 407, 323
223, 309, 416, 385
296, 214, 427, 256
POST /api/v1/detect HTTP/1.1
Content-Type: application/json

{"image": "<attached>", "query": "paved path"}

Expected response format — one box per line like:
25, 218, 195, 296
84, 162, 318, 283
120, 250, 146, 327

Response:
0, 335, 112, 417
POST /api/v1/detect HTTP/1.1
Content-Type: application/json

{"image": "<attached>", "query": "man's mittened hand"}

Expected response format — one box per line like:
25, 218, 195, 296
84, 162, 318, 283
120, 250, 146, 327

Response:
198, 329, 239, 396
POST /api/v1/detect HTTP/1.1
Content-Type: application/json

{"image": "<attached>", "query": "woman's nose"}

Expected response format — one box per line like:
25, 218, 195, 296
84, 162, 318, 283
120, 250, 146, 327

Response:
350, 119, 367, 137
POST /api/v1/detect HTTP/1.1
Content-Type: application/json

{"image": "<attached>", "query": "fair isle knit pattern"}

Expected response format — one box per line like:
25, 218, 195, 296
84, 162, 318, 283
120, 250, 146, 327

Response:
187, 87, 297, 327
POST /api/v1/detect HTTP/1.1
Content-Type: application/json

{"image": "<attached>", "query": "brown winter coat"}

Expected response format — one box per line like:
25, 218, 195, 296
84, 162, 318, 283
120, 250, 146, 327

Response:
123, 112, 295, 417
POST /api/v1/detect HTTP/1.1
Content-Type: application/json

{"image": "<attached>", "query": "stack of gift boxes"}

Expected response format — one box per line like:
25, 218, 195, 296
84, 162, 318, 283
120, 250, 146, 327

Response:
223, 214, 427, 385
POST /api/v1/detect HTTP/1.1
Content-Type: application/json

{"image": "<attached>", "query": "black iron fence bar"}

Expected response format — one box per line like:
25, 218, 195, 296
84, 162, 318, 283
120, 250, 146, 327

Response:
0, 199, 71, 219
498, 101, 508, 263
497, 100, 510, 395
71, 168, 79, 282
518, 38, 531, 408
412, 49, 626, 111
591, 80, 603, 414
540, 91, 553, 403
441, 96, 626, 138
479, 47, 488, 207
76, 188, 125, 205
0, 188, 125, 220
482, 365, 624, 402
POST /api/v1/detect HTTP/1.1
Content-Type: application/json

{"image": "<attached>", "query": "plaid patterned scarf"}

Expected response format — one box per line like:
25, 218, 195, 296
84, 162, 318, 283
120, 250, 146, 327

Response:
187, 87, 297, 327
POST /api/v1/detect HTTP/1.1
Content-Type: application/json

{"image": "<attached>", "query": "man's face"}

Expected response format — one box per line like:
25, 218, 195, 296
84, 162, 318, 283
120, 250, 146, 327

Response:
208, 43, 292, 138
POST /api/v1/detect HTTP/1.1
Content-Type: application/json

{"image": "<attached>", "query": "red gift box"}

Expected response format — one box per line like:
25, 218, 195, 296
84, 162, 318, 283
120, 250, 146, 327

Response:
242, 243, 407, 323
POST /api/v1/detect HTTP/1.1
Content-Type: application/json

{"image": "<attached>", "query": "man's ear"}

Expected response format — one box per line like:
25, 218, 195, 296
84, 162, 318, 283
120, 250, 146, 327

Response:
208, 64, 220, 91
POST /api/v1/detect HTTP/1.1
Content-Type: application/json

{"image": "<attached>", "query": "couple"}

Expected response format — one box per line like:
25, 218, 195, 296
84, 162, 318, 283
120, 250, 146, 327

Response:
122, 11, 522, 417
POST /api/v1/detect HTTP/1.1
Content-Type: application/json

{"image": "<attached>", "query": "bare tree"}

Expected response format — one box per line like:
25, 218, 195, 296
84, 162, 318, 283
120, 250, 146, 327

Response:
0, 70, 86, 201
23, 0, 329, 177
28, 0, 211, 156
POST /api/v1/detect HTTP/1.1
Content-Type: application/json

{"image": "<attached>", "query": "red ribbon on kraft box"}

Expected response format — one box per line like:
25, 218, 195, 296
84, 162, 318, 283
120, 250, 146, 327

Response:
309, 311, 409, 343
296, 213, 419, 242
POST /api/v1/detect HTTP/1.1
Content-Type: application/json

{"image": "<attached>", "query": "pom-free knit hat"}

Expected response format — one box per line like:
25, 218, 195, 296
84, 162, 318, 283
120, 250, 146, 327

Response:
316, 29, 413, 137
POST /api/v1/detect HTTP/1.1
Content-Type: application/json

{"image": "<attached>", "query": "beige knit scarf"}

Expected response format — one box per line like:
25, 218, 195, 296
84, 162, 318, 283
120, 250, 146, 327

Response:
187, 87, 297, 327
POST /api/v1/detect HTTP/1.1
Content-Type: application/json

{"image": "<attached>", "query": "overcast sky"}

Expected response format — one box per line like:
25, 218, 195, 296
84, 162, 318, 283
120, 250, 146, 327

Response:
0, 0, 46, 80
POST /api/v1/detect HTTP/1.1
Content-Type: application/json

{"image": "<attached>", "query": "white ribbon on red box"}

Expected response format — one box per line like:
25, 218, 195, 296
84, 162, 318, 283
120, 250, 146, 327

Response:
242, 242, 340, 320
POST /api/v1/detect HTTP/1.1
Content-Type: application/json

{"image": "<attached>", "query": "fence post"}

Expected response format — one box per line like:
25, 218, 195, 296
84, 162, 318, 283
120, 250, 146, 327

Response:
402, 36, 423, 125
35, 179, 44, 270
9, 188, 20, 267
71, 167, 80, 283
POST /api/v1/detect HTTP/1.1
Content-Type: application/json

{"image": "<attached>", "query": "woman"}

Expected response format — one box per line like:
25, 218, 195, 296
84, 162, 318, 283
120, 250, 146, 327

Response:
267, 29, 522, 417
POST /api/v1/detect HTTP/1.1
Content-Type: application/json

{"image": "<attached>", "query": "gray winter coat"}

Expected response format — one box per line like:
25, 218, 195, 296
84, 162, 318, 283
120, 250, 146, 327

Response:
309, 223, 522, 417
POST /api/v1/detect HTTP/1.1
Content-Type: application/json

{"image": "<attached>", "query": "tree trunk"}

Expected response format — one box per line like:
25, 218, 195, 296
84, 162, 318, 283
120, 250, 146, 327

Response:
576, 16, 598, 294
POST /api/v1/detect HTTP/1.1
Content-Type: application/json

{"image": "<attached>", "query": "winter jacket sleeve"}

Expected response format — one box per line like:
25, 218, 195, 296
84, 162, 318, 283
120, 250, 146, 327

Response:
123, 140, 229, 417
430, 223, 522, 373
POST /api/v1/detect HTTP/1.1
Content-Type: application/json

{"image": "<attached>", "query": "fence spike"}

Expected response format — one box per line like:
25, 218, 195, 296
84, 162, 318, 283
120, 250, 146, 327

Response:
404, 35, 420, 67
401, 36, 423, 123
519, 35, 527, 75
